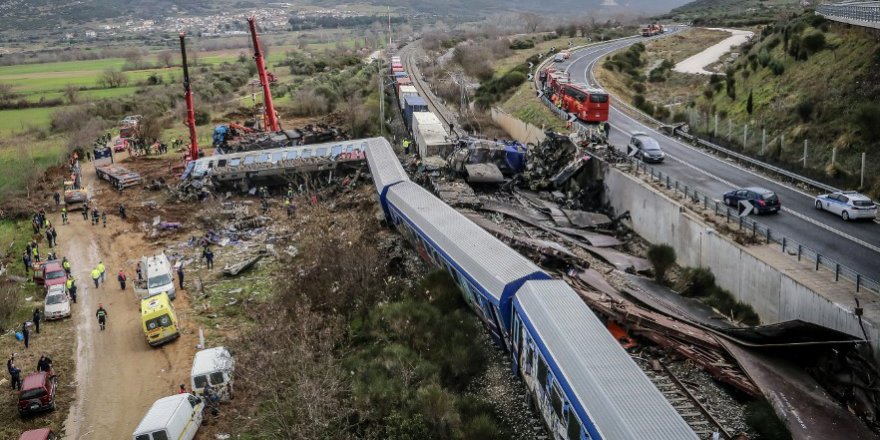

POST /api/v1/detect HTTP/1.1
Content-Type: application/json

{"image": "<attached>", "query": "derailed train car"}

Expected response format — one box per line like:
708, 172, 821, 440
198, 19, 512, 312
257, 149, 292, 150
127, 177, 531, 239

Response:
365, 137, 697, 440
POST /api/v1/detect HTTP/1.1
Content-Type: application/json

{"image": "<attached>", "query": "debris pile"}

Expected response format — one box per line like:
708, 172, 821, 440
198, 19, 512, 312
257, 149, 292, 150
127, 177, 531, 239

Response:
215, 123, 343, 154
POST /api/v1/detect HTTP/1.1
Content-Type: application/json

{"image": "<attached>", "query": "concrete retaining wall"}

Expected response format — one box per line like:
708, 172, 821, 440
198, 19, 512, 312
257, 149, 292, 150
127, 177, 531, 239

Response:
603, 166, 880, 352
491, 107, 547, 145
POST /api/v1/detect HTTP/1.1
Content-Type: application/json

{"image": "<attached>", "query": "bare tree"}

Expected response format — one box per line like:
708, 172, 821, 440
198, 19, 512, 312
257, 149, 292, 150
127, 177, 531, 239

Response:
0, 83, 16, 102
156, 50, 174, 68
99, 69, 128, 88
521, 12, 543, 33
123, 48, 146, 70
63, 84, 80, 104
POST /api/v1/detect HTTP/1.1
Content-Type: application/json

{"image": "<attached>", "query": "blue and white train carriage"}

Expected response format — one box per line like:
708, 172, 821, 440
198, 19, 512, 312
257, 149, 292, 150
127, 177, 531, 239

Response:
365, 137, 697, 440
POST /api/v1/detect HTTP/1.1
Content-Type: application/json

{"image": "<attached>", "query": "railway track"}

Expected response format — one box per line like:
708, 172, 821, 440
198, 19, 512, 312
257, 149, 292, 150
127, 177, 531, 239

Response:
637, 358, 736, 439
399, 46, 461, 136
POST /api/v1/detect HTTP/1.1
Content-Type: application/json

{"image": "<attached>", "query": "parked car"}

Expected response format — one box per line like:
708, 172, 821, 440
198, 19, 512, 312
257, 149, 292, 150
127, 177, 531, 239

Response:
44, 284, 71, 320
191, 346, 235, 401
815, 191, 877, 221
627, 132, 665, 163
553, 53, 565, 62
723, 187, 781, 214
113, 138, 128, 152
33, 261, 67, 288
18, 372, 56, 416
18, 429, 57, 440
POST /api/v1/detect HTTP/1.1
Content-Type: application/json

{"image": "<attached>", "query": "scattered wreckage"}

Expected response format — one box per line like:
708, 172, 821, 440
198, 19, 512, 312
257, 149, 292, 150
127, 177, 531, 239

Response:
213, 123, 343, 154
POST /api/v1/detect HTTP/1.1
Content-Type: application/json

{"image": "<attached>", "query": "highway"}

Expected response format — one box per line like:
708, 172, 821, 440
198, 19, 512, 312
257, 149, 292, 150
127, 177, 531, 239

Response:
555, 33, 880, 284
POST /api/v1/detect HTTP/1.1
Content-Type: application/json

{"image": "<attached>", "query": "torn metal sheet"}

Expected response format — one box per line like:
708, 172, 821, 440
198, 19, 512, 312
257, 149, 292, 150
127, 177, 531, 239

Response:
583, 245, 651, 273
222, 254, 263, 276
623, 274, 735, 329
576, 269, 622, 299
432, 180, 480, 207
465, 213, 582, 265
721, 340, 877, 440
561, 209, 611, 228
550, 156, 589, 187
478, 200, 551, 225
553, 227, 621, 247
464, 163, 505, 183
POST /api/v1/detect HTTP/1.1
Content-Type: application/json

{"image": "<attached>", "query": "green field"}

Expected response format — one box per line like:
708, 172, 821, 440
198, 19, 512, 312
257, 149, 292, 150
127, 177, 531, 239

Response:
0, 106, 60, 134
0, 135, 66, 194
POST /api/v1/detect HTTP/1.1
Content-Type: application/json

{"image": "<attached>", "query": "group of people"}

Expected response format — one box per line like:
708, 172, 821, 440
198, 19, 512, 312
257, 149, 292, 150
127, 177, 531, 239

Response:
7, 353, 54, 391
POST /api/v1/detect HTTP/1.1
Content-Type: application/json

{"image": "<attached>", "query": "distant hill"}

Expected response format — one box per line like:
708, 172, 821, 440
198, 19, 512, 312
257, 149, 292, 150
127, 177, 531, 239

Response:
0, 0, 693, 35
662, 0, 803, 26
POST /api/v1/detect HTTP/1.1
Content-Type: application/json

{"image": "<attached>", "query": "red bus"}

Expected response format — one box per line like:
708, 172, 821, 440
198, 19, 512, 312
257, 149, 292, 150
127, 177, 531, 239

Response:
557, 83, 610, 123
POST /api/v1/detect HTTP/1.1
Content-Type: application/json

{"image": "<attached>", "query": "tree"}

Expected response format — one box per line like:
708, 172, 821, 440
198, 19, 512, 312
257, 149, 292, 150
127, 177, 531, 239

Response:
99, 69, 128, 88
801, 31, 826, 54
746, 90, 753, 115
647, 244, 676, 283
521, 12, 542, 33
123, 48, 146, 70
725, 71, 736, 100
157, 50, 174, 68
63, 84, 80, 104
0, 83, 16, 102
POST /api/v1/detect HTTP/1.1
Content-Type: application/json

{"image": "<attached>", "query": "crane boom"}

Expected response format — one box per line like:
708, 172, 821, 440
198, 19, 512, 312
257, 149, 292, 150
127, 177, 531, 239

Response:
179, 32, 199, 161
247, 16, 280, 132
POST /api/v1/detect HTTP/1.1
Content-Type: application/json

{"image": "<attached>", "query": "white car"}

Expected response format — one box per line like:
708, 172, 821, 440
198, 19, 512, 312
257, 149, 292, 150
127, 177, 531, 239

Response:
815, 191, 877, 221
44, 284, 71, 320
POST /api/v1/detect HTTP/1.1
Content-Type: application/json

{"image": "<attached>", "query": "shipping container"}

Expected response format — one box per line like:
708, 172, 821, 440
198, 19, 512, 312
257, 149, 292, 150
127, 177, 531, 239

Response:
412, 112, 453, 158
393, 71, 409, 79
403, 95, 429, 130
394, 77, 412, 95
398, 85, 419, 109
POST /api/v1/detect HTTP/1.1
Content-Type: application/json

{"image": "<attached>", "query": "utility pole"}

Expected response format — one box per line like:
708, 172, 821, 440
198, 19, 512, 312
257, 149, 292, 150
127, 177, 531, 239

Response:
761, 128, 766, 155
378, 60, 384, 137
727, 120, 732, 141
832, 147, 836, 167
713, 113, 718, 138
861, 152, 866, 188
743, 124, 748, 149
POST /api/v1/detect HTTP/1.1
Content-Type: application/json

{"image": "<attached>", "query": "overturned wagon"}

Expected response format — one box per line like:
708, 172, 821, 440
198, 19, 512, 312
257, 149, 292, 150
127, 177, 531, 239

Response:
186, 139, 373, 188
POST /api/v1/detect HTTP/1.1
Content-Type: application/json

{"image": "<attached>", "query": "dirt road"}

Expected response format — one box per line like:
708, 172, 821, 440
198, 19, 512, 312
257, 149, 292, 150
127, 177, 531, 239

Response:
673, 28, 754, 75
61, 159, 196, 439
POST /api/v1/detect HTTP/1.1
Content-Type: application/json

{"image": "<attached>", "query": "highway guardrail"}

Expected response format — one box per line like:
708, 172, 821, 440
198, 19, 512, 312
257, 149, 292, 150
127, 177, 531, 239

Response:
816, 1, 880, 29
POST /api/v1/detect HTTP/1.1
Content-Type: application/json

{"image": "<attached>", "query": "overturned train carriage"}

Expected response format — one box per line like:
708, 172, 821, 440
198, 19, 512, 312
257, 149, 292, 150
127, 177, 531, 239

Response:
365, 137, 697, 440
187, 138, 376, 187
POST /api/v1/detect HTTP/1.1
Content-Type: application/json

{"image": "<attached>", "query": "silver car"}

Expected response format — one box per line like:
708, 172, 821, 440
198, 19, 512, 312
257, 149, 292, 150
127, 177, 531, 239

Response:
44, 284, 71, 320
815, 191, 877, 221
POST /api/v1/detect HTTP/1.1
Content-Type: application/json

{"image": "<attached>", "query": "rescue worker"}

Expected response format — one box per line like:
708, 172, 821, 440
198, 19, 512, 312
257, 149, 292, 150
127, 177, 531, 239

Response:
118, 203, 126, 219
62, 257, 71, 276
32, 308, 41, 334
53, 192, 60, 206
45, 227, 55, 248
91, 267, 101, 289
37, 355, 52, 374
95, 304, 107, 331
67, 277, 77, 303
286, 185, 294, 200
10, 365, 21, 390
285, 199, 295, 219
22, 251, 31, 273
82, 207, 88, 221
61, 207, 68, 225
177, 264, 185, 289
97, 261, 106, 283
203, 247, 214, 270
101, 210, 107, 228
179, 384, 187, 394
31, 245, 39, 262
403, 139, 410, 155
91, 207, 99, 225
136, 262, 143, 281
260, 198, 269, 215
21, 322, 29, 349
117, 270, 126, 290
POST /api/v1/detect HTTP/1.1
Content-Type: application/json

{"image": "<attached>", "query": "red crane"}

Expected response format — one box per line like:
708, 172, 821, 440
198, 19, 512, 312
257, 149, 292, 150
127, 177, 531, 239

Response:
247, 16, 280, 133
179, 32, 199, 161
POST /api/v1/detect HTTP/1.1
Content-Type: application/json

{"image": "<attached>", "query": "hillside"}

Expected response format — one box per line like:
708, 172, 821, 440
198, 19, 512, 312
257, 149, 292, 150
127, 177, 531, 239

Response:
662, 0, 803, 26
0, 0, 219, 32
691, 13, 880, 194
312, 0, 691, 14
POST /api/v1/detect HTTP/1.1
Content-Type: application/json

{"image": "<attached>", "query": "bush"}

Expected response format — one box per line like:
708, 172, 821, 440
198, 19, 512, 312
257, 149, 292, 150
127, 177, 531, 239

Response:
758, 49, 771, 67
647, 244, 676, 283
194, 109, 211, 125
631, 82, 646, 93
855, 103, 880, 142
770, 60, 785, 76
796, 100, 814, 122
801, 31, 826, 54
509, 39, 535, 50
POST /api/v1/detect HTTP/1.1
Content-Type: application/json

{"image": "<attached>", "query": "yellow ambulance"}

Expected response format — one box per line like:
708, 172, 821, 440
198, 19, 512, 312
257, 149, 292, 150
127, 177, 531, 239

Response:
140, 292, 180, 346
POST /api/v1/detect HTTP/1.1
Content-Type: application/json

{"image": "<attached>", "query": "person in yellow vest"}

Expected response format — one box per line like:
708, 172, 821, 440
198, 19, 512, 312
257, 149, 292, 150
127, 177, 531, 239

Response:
62, 258, 71, 275
66, 276, 77, 303
91, 267, 101, 289
97, 261, 106, 284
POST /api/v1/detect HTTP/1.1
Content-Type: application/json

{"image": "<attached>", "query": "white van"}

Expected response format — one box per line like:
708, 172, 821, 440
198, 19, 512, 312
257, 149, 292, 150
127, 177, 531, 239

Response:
134, 254, 176, 300
191, 347, 234, 401
132, 394, 203, 440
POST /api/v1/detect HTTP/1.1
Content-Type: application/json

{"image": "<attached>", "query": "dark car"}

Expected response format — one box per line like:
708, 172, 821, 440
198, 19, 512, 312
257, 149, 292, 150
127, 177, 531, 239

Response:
723, 187, 781, 214
627, 133, 665, 163
18, 372, 57, 416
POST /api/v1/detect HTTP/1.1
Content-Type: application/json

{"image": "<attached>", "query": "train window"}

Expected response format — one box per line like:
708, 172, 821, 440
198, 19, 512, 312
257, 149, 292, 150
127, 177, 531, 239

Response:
301, 149, 312, 158
316, 147, 327, 156
537, 356, 549, 389
243, 156, 255, 165
567, 410, 582, 440
271, 152, 283, 163
551, 382, 564, 419
287, 150, 299, 160
347, 144, 355, 153
217, 160, 226, 168
331, 145, 343, 157
258, 153, 269, 163
228, 158, 241, 167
